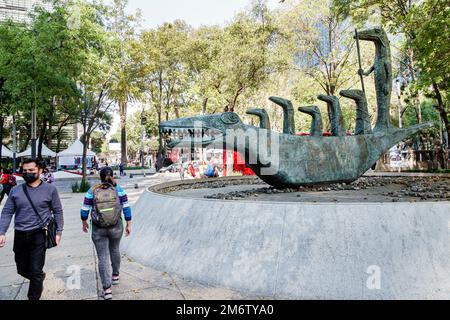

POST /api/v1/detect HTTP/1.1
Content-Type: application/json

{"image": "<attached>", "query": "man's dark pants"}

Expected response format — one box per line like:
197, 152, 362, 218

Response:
13, 228, 47, 300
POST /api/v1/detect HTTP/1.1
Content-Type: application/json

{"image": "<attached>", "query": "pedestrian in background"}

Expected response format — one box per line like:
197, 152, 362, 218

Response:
43, 168, 55, 184
179, 162, 185, 180
0, 169, 17, 205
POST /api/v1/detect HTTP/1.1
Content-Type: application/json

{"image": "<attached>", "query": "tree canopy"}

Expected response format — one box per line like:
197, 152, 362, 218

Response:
1, 0, 448, 169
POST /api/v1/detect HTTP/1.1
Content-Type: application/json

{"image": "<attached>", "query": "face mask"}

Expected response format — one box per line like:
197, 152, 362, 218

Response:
23, 173, 39, 184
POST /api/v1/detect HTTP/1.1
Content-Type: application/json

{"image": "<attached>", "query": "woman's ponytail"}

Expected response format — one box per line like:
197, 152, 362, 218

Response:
99, 167, 117, 186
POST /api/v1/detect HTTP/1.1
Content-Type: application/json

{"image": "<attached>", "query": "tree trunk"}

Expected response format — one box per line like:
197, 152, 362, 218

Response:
46, 117, 54, 150
227, 87, 244, 113
81, 132, 89, 185
432, 82, 450, 145
416, 102, 423, 124
0, 117, 3, 164
156, 108, 164, 171
202, 98, 208, 115
56, 133, 62, 153
325, 86, 334, 131
22, 132, 31, 154
119, 101, 128, 166
407, 48, 423, 125
37, 117, 47, 160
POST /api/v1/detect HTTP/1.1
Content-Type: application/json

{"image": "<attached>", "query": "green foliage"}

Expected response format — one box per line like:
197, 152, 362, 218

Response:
1, 0, 448, 161
403, 98, 440, 127
79, 179, 91, 193
331, 0, 449, 145
71, 181, 79, 193
90, 131, 106, 154
71, 179, 91, 193
0, 0, 113, 159
406, 1, 450, 97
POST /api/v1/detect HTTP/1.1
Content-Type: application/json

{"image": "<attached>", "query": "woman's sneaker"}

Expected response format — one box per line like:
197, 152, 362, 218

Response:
112, 275, 120, 285
103, 288, 113, 300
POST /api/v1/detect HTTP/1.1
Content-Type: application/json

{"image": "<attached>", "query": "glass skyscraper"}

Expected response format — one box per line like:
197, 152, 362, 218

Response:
0, 0, 50, 23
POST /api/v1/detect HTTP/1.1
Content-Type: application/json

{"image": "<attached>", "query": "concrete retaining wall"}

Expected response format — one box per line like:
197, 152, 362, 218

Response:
121, 186, 450, 299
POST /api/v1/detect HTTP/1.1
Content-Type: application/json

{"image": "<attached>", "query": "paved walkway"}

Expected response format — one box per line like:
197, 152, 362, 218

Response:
0, 173, 258, 300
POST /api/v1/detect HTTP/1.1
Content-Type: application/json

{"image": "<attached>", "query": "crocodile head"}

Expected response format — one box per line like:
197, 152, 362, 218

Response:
160, 112, 246, 148
318, 94, 339, 105
340, 89, 365, 101
356, 27, 389, 44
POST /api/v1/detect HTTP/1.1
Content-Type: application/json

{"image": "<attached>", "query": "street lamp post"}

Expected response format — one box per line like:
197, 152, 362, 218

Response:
12, 114, 17, 173
31, 86, 37, 158
140, 105, 145, 171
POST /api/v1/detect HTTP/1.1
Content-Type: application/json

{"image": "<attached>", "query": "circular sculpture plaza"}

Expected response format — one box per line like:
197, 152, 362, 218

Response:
121, 175, 450, 299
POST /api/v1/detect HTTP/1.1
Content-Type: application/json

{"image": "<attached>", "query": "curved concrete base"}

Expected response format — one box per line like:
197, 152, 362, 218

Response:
121, 185, 450, 299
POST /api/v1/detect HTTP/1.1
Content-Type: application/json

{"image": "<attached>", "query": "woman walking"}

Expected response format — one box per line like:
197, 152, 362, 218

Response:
80, 167, 132, 300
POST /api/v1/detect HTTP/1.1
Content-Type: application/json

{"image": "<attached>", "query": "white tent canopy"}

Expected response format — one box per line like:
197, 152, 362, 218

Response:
58, 139, 96, 157
58, 139, 96, 168
18, 139, 57, 158
1, 145, 13, 158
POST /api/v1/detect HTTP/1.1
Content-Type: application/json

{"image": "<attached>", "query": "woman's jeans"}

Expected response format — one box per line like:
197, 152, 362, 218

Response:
92, 221, 123, 290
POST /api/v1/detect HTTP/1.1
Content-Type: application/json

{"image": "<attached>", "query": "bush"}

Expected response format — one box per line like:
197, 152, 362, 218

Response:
71, 180, 91, 193
71, 182, 79, 193
112, 166, 144, 171
79, 180, 91, 193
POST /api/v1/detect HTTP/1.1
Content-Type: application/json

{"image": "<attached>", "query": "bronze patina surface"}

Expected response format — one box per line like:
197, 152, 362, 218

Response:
160, 27, 433, 189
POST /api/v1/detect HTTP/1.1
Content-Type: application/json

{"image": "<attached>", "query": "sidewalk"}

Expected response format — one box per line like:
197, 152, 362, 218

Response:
0, 174, 261, 300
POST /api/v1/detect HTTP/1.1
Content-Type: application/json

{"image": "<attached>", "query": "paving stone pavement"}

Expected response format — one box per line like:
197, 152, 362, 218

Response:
0, 173, 262, 300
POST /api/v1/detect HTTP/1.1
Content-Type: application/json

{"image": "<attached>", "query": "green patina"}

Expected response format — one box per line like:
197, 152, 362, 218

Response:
246, 108, 271, 129
357, 27, 392, 131
340, 89, 372, 135
159, 27, 433, 189
298, 106, 323, 137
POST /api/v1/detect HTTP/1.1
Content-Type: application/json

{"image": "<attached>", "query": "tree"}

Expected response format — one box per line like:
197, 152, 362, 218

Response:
125, 111, 154, 162
106, 0, 142, 166
137, 20, 192, 168
333, 0, 449, 144
332, 0, 427, 124
212, 1, 288, 112
406, 1, 450, 142
278, 0, 359, 127
185, 25, 223, 115
0, 1, 98, 159
70, 1, 116, 182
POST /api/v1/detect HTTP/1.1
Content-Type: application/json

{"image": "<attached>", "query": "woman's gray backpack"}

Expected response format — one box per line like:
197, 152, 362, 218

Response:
92, 183, 122, 228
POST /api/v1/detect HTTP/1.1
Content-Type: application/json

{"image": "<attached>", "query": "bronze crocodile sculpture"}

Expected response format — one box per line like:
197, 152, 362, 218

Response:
159, 27, 433, 189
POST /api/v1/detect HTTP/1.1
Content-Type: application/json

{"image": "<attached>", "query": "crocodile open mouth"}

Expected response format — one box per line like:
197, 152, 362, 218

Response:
159, 126, 224, 148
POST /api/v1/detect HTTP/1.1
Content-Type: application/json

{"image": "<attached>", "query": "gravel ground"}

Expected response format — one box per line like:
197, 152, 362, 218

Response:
164, 176, 450, 203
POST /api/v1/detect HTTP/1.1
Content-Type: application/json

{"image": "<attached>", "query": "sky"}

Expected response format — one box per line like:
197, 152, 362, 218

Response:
121, 0, 280, 29
107, 0, 282, 138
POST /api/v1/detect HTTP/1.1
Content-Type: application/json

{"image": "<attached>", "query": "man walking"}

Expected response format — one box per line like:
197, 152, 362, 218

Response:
0, 159, 64, 300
